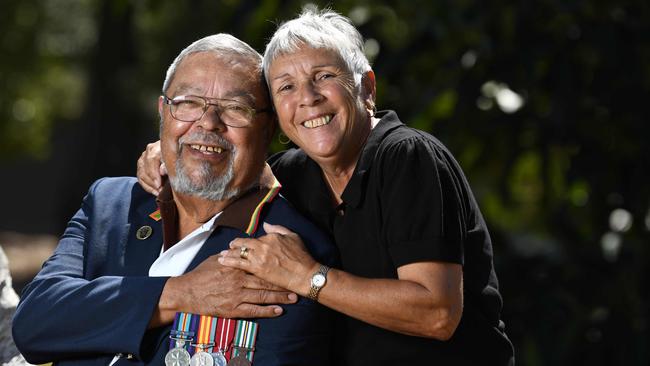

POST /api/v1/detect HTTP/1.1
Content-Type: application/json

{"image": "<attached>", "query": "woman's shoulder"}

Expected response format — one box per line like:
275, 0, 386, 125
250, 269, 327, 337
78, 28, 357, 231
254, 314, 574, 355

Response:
268, 148, 310, 169
375, 123, 452, 163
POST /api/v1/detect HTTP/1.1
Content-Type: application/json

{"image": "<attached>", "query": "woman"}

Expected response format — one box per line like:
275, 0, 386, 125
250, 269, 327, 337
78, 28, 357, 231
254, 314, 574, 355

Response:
139, 8, 514, 365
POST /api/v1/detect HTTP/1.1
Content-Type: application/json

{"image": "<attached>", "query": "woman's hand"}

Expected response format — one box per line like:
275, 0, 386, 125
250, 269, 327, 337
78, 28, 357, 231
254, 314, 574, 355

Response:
137, 140, 166, 195
218, 223, 318, 296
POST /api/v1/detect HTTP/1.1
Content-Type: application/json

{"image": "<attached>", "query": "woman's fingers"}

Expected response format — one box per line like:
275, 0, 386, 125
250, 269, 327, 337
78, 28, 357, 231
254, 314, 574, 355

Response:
137, 141, 164, 194
262, 222, 293, 236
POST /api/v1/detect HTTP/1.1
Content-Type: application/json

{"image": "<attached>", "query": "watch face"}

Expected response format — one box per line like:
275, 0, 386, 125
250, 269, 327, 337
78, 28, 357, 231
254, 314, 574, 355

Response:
312, 273, 326, 287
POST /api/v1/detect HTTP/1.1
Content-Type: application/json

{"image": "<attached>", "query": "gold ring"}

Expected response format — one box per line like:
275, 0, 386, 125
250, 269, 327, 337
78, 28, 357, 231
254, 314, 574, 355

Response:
239, 246, 249, 260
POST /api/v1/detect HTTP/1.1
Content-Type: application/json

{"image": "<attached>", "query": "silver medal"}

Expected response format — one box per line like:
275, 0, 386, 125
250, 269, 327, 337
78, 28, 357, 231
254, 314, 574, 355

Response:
165, 347, 191, 366
190, 351, 214, 366
212, 351, 228, 366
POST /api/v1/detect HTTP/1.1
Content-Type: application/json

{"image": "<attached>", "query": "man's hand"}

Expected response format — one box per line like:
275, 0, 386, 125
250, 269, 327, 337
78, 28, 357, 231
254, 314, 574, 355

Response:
150, 254, 297, 328
137, 141, 165, 196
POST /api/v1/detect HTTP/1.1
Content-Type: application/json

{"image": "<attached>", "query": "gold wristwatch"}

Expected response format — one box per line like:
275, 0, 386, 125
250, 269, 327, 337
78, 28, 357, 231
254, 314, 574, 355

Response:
307, 264, 330, 301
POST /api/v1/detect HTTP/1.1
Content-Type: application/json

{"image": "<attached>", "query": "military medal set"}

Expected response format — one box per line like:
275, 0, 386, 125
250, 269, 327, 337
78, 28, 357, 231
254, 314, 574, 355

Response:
165, 312, 259, 366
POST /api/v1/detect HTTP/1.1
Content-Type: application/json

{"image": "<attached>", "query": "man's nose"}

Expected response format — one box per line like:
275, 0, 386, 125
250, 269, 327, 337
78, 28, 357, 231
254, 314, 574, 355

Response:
195, 104, 227, 131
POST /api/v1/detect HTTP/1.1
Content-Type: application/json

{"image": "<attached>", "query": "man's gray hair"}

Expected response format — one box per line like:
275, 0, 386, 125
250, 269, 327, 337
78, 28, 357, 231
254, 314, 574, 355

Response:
262, 7, 371, 87
162, 33, 263, 94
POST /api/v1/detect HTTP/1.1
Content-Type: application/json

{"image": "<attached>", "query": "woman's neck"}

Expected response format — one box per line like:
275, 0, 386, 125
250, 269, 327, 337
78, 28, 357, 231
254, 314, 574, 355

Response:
315, 116, 380, 206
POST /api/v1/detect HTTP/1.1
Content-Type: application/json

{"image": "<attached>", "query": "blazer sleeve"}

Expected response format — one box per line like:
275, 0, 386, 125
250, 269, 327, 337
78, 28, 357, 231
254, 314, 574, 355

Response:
12, 178, 169, 364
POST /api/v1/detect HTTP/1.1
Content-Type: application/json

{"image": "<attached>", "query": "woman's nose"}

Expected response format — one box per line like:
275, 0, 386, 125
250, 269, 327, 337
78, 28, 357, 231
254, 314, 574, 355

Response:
299, 82, 324, 107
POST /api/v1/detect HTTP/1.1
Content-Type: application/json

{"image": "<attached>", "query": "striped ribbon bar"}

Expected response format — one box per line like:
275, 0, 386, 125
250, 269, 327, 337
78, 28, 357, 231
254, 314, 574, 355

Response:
244, 177, 281, 235
231, 320, 259, 362
169, 312, 197, 354
216, 318, 237, 359
193, 314, 218, 353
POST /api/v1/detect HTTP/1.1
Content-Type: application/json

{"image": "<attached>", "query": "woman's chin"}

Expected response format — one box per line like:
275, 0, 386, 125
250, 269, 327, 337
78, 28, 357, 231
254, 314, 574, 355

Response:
303, 144, 341, 162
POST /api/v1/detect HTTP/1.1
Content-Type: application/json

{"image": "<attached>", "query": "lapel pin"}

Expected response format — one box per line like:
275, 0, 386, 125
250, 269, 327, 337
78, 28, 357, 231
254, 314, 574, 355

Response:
136, 225, 153, 240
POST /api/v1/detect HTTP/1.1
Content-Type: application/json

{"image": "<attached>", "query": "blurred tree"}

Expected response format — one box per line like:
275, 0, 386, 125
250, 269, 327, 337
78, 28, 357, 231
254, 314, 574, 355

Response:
1, 0, 648, 365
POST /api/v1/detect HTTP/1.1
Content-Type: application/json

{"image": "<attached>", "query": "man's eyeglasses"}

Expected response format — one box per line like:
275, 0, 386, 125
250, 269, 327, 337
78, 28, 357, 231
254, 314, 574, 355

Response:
163, 95, 271, 128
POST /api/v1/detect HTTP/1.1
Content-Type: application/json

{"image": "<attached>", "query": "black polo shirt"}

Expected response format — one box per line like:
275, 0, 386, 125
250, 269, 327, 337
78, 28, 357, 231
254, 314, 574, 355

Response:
269, 111, 514, 365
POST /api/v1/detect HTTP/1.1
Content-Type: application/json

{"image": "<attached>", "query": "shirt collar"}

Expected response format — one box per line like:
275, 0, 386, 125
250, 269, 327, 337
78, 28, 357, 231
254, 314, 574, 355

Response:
340, 110, 403, 208
156, 164, 282, 250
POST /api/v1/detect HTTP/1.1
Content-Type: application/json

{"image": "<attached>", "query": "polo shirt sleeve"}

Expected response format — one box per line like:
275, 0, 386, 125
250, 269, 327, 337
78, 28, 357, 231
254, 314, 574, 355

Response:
378, 136, 466, 268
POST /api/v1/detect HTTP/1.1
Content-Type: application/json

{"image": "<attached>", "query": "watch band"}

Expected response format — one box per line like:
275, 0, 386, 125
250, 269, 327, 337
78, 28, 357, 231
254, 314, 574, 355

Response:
307, 264, 330, 301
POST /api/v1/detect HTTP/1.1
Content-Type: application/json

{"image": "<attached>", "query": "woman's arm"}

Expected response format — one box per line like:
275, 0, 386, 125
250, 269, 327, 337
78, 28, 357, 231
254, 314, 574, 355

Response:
219, 223, 463, 340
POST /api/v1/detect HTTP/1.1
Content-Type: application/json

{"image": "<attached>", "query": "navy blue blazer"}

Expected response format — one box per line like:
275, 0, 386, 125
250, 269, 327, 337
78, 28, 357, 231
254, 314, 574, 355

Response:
13, 177, 338, 366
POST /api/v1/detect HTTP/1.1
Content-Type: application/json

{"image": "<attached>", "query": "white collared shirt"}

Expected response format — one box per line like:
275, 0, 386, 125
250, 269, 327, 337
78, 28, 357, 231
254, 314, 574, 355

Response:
149, 212, 221, 276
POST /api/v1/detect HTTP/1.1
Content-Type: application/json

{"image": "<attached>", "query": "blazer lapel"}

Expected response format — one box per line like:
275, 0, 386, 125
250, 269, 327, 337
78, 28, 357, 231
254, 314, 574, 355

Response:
123, 198, 164, 276
184, 228, 248, 273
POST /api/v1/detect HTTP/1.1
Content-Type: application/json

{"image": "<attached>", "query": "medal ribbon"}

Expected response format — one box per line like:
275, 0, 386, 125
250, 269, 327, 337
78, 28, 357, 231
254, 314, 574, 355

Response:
217, 318, 237, 360
169, 312, 197, 354
194, 314, 217, 354
232, 320, 259, 362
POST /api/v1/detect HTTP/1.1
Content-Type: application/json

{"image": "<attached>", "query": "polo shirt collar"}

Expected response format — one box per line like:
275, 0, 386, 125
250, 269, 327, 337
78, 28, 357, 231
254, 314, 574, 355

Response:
340, 110, 403, 208
156, 164, 282, 250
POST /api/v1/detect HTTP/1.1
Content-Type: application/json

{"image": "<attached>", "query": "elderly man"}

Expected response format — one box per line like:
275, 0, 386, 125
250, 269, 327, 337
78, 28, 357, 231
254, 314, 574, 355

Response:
12, 34, 337, 366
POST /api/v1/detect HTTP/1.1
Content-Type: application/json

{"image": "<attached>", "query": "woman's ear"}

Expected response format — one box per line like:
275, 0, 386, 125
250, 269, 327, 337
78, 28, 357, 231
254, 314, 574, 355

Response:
362, 70, 377, 114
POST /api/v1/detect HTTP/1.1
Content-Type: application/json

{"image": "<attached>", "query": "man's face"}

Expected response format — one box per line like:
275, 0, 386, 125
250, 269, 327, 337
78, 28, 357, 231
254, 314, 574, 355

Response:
159, 52, 272, 200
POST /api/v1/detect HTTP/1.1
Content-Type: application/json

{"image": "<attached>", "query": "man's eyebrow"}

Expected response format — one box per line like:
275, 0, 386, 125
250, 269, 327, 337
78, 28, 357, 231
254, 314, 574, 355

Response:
223, 90, 256, 105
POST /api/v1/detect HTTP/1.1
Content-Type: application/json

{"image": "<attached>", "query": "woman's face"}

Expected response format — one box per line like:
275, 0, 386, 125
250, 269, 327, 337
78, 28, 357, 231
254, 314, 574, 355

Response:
268, 47, 372, 164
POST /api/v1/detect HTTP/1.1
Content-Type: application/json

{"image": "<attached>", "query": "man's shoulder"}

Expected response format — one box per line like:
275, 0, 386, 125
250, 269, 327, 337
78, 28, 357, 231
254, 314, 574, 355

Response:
262, 196, 323, 237
87, 176, 139, 194
262, 196, 338, 267
83, 177, 154, 215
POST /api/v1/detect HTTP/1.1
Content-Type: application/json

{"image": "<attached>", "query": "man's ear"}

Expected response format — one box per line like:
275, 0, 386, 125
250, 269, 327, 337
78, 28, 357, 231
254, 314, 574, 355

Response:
158, 96, 164, 118
361, 70, 377, 107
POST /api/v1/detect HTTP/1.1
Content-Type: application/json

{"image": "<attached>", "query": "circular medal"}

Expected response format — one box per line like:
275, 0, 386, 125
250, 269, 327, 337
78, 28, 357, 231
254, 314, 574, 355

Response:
212, 352, 228, 366
227, 355, 251, 366
165, 347, 191, 366
190, 351, 214, 366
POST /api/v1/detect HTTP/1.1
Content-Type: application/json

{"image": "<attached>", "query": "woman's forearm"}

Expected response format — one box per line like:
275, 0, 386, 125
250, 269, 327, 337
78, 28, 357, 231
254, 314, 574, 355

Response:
310, 263, 463, 340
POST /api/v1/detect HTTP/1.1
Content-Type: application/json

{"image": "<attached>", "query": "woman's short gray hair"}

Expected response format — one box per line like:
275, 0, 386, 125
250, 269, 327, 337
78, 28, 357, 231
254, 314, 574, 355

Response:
162, 33, 263, 94
262, 7, 371, 87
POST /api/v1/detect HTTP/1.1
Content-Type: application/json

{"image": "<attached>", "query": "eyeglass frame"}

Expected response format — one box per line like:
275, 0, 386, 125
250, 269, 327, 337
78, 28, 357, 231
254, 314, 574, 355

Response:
162, 94, 272, 128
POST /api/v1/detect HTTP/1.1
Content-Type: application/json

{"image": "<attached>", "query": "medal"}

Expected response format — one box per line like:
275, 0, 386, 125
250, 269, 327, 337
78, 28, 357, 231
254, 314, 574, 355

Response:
166, 344, 191, 366
212, 351, 228, 366
228, 321, 259, 366
166, 313, 197, 366
227, 354, 251, 366
190, 350, 214, 366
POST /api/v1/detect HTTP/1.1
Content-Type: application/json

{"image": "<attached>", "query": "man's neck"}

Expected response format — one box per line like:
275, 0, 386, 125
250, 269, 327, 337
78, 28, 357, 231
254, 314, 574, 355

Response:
172, 192, 234, 240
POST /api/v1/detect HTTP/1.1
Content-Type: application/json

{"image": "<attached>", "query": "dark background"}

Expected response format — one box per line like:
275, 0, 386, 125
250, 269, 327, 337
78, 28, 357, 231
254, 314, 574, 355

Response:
1, 1, 648, 364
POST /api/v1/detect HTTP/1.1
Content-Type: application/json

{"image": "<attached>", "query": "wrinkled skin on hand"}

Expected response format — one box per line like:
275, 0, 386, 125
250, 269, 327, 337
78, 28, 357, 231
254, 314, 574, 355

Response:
218, 223, 319, 297
164, 254, 298, 319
